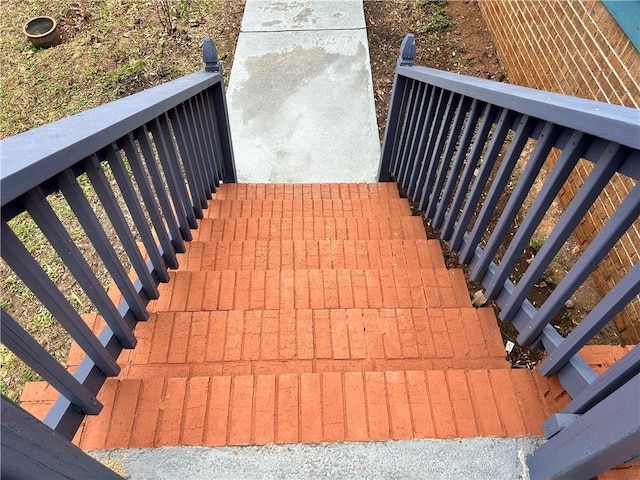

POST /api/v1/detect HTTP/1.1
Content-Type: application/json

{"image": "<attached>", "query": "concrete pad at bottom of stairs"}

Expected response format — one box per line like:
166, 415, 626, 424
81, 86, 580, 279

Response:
226, 29, 380, 183
90, 437, 544, 480
241, 0, 366, 32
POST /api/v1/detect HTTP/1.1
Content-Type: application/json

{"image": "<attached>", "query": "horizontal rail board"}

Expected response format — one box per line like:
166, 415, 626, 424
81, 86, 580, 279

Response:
397, 65, 640, 153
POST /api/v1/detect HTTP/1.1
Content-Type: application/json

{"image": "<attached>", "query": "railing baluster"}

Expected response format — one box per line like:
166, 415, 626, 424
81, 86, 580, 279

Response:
397, 82, 427, 188
192, 93, 219, 194
168, 106, 209, 209
202, 87, 225, 184
57, 168, 149, 320
148, 118, 196, 234
392, 79, 418, 179
433, 99, 483, 229
529, 182, 640, 355
425, 95, 471, 219
507, 144, 628, 331
121, 133, 179, 269
412, 88, 448, 204
1, 220, 120, 377
382, 75, 412, 179
484, 131, 591, 300
158, 112, 203, 219
417, 91, 460, 211
189, 95, 218, 193
23, 187, 137, 348
450, 108, 516, 250
471, 121, 559, 281
403, 84, 432, 195
539, 262, 640, 376
563, 345, 639, 415
106, 144, 170, 283
459, 114, 535, 263
209, 80, 237, 183
85, 154, 158, 300
1, 309, 102, 415
186, 96, 218, 191
406, 86, 439, 198
441, 103, 498, 241
136, 125, 186, 254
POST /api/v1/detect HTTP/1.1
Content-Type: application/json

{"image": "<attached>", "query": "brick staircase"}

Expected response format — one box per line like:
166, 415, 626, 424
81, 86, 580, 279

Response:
23, 182, 622, 454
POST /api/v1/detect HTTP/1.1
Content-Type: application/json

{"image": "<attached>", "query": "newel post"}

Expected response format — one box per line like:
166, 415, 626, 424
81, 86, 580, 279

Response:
202, 38, 237, 183
377, 34, 416, 182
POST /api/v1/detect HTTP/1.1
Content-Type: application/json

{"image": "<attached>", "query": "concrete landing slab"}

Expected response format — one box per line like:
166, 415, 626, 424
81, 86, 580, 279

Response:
241, 0, 366, 31
91, 437, 543, 480
227, 0, 380, 183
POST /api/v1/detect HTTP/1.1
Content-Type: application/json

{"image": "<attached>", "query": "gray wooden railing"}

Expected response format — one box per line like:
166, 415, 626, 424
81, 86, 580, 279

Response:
379, 34, 639, 480
0, 39, 235, 479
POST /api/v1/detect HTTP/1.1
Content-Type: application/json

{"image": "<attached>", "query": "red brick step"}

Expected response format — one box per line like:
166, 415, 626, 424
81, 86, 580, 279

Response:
176, 239, 446, 271
190, 217, 426, 241
204, 198, 412, 218
145, 269, 472, 312
62, 368, 561, 450
211, 183, 401, 200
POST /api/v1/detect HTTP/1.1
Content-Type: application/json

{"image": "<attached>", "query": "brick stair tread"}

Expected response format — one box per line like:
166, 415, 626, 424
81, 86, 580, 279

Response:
139, 269, 472, 312
190, 217, 426, 241
66, 307, 507, 372
204, 199, 413, 218
211, 183, 400, 200
49, 368, 564, 450
175, 239, 446, 271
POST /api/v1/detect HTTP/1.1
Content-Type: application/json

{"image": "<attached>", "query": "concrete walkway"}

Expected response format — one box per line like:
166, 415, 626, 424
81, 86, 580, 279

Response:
226, 0, 380, 183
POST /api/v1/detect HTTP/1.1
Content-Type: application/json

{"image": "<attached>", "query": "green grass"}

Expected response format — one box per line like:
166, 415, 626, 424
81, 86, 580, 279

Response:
417, 0, 452, 34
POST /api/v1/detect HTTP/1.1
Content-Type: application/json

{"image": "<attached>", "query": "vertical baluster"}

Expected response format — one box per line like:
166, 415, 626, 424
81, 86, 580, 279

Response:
57, 168, 149, 319
564, 345, 640, 415
190, 95, 219, 192
484, 131, 591, 300
157, 112, 203, 219
397, 82, 427, 188
23, 187, 137, 348
391, 79, 418, 179
148, 117, 196, 233
459, 114, 535, 263
471, 121, 559, 281
531, 181, 640, 351
540, 262, 640, 377
426, 95, 472, 219
106, 143, 170, 282
170, 105, 211, 202
380, 74, 412, 180
85, 154, 158, 300
193, 92, 220, 192
1, 220, 120, 377
187, 96, 218, 191
401, 84, 432, 192
121, 132, 179, 268
203, 87, 226, 184
209, 80, 237, 183
1, 309, 103, 414
406, 86, 439, 198
136, 125, 186, 253
411, 89, 448, 205
441, 103, 499, 241
169, 105, 209, 204
449, 107, 514, 250
433, 99, 483, 229
417, 91, 459, 211
502, 142, 627, 326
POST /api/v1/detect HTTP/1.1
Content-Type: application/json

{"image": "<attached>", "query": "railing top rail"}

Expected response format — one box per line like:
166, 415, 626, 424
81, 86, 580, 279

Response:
0, 71, 221, 207
397, 65, 640, 151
